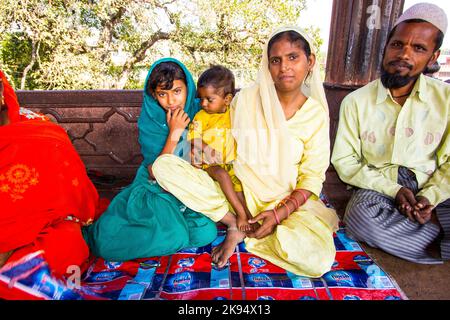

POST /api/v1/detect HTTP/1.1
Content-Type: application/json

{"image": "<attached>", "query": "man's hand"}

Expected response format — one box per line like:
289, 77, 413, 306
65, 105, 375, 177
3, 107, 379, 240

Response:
413, 196, 434, 225
395, 187, 417, 222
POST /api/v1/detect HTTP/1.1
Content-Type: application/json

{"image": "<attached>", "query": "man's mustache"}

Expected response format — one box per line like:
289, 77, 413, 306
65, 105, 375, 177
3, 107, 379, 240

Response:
387, 60, 413, 70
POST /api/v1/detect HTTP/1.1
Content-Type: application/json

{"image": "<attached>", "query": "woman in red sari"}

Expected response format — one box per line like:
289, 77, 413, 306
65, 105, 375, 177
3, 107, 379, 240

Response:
0, 71, 104, 297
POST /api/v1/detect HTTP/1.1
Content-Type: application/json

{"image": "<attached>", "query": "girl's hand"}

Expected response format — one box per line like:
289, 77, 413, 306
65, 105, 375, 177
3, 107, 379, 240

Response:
167, 108, 190, 137
148, 165, 155, 180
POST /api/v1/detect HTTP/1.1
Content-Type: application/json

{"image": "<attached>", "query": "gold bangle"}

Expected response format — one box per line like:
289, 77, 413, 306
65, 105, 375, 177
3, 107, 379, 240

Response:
277, 199, 291, 217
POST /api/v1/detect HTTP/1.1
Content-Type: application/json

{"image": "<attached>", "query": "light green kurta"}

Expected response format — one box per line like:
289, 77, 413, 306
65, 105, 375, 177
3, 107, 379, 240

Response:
332, 75, 450, 206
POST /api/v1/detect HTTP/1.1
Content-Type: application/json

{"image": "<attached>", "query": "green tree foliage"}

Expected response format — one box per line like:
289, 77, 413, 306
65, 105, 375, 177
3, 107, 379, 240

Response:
0, 0, 321, 90
1, 33, 37, 89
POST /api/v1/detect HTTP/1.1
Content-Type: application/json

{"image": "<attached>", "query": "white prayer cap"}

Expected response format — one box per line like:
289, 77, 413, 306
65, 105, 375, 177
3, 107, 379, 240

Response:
394, 2, 447, 34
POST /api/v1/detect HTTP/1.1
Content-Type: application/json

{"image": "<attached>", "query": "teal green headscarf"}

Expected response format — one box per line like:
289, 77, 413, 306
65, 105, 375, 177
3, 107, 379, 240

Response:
84, 58, 217, 261
138, 58, 200, 167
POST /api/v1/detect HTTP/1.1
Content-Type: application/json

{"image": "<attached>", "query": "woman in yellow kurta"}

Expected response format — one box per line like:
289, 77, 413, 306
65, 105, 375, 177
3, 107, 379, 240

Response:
153, 26, 339, 277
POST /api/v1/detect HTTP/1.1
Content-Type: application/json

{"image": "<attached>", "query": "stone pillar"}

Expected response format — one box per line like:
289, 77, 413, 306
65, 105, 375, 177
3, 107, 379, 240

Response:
325, 0, 405, 87
323, 0, 404, 214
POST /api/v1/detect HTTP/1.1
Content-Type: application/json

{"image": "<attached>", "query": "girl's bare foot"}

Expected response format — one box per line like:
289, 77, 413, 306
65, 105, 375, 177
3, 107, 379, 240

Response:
0, 251, 13, 269
212, 227, 245, 268
211, 245, 221, 263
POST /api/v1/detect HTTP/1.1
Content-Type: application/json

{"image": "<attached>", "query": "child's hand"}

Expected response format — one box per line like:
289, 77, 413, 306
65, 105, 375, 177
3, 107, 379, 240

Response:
190, 141, 203, 168
237, 215, 252, 232
202, 144, 223, 166
167, 108, 190, 137
189, 139, 222, 167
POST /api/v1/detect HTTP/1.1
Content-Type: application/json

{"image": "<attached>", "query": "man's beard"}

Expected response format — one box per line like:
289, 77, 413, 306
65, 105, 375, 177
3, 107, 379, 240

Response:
380, 53, 435, 89
380, 61, 422, 89
380, 68, 420, 89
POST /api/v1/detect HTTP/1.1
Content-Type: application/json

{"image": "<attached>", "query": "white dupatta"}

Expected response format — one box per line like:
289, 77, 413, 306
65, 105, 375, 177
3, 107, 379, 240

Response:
231, 26, 329, 202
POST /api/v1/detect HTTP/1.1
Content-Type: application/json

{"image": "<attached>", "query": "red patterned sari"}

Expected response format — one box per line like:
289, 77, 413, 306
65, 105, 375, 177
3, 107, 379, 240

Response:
0, 71, 103, 289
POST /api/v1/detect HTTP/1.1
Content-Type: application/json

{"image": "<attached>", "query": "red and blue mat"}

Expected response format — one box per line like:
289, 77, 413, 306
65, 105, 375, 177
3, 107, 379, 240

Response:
0, 224, 407, 300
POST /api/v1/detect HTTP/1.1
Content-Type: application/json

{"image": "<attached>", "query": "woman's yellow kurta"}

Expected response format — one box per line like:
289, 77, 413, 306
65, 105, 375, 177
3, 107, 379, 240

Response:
153, 97, 339, 277
154, 26, 338, 277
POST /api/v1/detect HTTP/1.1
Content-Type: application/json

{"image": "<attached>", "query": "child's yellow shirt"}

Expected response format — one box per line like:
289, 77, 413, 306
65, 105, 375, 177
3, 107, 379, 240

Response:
187, 108, 242, 192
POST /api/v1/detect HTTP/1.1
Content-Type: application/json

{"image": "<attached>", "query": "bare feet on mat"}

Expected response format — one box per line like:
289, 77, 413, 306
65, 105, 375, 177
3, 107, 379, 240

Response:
0, 251, 13, 269
211, 228, 245, 268
211, 245, 221, 259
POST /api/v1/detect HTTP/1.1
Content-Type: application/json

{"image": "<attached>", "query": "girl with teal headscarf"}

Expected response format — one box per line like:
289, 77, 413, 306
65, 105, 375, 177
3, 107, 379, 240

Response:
83, 58, 217, 261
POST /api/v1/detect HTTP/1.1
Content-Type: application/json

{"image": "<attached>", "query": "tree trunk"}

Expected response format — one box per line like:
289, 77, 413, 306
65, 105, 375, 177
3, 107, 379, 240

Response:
99, 7, 126, 61
116, 69, 131, 90
21, 40, 39, 90
115, 31, 171, 89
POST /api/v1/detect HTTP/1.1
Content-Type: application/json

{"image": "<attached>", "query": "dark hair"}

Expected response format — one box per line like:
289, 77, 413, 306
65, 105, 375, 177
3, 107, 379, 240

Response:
387, 19, 444, 52
197, 65, 235, 97
425, 61, 441, 75
267, 31, 312, 58
147, 61, 186, 96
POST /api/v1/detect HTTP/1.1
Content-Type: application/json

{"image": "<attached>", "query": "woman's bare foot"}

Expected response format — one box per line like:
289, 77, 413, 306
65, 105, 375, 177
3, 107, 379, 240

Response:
0, 251, 13, 268
211, 228, 245, 268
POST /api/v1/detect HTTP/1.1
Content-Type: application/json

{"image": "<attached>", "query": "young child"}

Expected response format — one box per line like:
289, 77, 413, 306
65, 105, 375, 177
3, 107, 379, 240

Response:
188, 65, 253, 232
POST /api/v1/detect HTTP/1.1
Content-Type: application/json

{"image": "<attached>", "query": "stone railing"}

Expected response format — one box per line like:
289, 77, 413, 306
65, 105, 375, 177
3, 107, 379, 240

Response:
17, 88, 354, 215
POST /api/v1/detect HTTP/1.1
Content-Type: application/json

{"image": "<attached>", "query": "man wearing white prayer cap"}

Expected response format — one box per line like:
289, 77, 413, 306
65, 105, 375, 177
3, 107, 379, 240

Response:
394, 2, 447, 34
332, 3, 450, 264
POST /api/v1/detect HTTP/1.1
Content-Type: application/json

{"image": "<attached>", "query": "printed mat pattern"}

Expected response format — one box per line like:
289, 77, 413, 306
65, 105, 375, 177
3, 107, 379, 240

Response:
0, 225, 407, 300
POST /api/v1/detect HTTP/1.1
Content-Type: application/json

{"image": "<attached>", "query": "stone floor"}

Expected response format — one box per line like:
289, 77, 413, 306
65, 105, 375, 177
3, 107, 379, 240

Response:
362, 244, 450, 300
